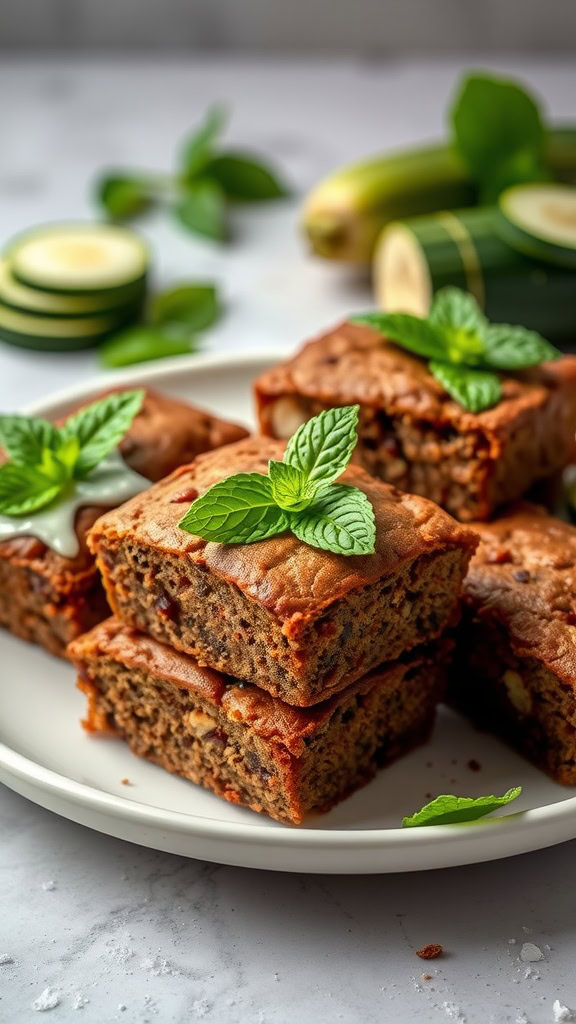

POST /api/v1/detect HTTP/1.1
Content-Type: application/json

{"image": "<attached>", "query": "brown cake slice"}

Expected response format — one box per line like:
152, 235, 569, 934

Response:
254, 321, 576, 522
449, 504, 576, 784
69, 617, 449, 825
88, 435, 476, 706
0, 388, 248, 656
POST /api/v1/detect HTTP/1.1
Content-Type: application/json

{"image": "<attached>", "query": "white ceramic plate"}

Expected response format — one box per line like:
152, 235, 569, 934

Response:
2, 352, 576, 874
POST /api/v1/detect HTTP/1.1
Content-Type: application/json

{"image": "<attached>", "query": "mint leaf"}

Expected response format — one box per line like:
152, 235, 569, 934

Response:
402, 787, 522, 827
96, 173, 156, 220
429, 286, 487, 336
429, 361, 501, 413
451, 73, 546, 200
205, 153, 289, 200
268, 459, 317, 512
351, 312, 445, 360
150, 283, 220, 332
483, 324, 559, 370
0, 463, 63, 516
284, 405, 359, 489
179, 473, 288, 544
0, 415, 59, 467
179, 106, 227, 181
62, 389, 145, 478
99, 327, 198, 368
290, 484, 375, 556
174, 181, 226, 241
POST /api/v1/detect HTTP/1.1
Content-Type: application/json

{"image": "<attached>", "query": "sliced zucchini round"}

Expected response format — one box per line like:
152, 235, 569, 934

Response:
8, 223, 149, 293
0, 301, 140, 352
0, 259, 146, 317
498, 184, 576, 269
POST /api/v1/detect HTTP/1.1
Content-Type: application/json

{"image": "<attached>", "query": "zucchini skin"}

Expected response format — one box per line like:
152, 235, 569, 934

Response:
374, 207, 576, 343
10, 268, 148, 298
0, 301, 142, 352
0, 262, 147, 318
304, 126, 576, 264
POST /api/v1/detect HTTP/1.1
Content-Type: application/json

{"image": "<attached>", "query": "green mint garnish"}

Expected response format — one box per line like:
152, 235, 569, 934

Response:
402, 786, 522, 828
179, 405, 376, 556
0, 389, 144, 517
351, 286, 559, 413
96, 105, 289, 242
450, 72, 547, 204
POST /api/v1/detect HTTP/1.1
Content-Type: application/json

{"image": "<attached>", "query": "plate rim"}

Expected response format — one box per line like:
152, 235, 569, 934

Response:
3, 349, 576, 863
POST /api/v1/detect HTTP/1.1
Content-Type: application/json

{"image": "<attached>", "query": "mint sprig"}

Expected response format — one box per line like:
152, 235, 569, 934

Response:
179, 405, 376, 556
0, 389, 144, 517
402, 787, 522, 828
352, 286, 559, 413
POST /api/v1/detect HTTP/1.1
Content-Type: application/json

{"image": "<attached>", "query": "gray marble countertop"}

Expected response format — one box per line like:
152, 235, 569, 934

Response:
1, 55, 576, 1024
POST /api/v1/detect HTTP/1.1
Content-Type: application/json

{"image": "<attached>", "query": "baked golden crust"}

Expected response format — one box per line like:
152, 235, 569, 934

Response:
88, 435, 477, 629
463, 504, 576, 687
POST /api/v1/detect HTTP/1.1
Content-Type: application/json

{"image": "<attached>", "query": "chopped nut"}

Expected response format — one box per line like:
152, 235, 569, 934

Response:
270, 397, 308, 439
416, 944, 443, 960
502, 670, 533, 715
187, 710, 218, 735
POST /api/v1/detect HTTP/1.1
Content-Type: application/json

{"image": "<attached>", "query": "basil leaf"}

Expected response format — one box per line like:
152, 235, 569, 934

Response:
179, 106, 227, 181
0, 415, 60, 467
483, 324, 559, 370
0, 463, 63, 517
451, 73, 546, 196
174, 181, 227, 241
268, 459, 317, 512
99, 327, 198, 369
179, 473, 288, 544
429, 361, 501, 413
290, 484, 376, 556
204, 152, 289, 200
284, 405, 359, 489
351, 312, 445, 360
96, 173, 156, 220
402, 787, 522, 828
150, 284, 220, 332
62, 389, 145, 478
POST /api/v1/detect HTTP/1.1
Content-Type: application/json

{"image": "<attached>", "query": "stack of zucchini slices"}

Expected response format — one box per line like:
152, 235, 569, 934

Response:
0, 223, 149, 351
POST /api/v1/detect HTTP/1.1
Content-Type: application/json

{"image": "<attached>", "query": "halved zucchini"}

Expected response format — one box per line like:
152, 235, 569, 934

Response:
498, 184, 576, 268
7, 223, 149, 293
0, 302, 139, 352
0, 259, 146, 317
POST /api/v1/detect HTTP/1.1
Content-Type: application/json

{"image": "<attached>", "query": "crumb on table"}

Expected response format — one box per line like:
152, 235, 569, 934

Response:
416, 944, 444, 960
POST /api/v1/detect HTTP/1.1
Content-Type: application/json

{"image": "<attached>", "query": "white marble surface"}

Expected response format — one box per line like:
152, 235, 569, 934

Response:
1, 55, 576, 1023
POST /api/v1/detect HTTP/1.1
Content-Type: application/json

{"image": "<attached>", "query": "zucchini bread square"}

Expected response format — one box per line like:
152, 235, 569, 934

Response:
254, 321, 576, 522
70, 618, 449, 825
88, 436, 477, 706
449, 504, 576, 784
0, 388, 248, 656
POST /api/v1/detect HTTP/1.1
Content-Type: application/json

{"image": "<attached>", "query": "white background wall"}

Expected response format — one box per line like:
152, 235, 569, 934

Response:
1, 0, 574, 52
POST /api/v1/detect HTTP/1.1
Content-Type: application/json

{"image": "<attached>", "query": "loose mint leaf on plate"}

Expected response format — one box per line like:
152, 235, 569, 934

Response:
174, 180, 227, 241
96, 173, 156, 221
179, 105, 227, 181
62, 389, 145, 479
99, 327, 198, 369
351, 312, 445, 361
268, 459, 317, 512
483, 324, 559, 370
284, 405, 359, 489
402, 787, 522, 827
150, 283, 221, 332
450, 73, 546, 200
0, 414, 59, 467
179, 473, 289, 544
290, 484, 376, 556
204, 153, 289, 200
429, 361, 501, 413
0, 462, 63, 517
